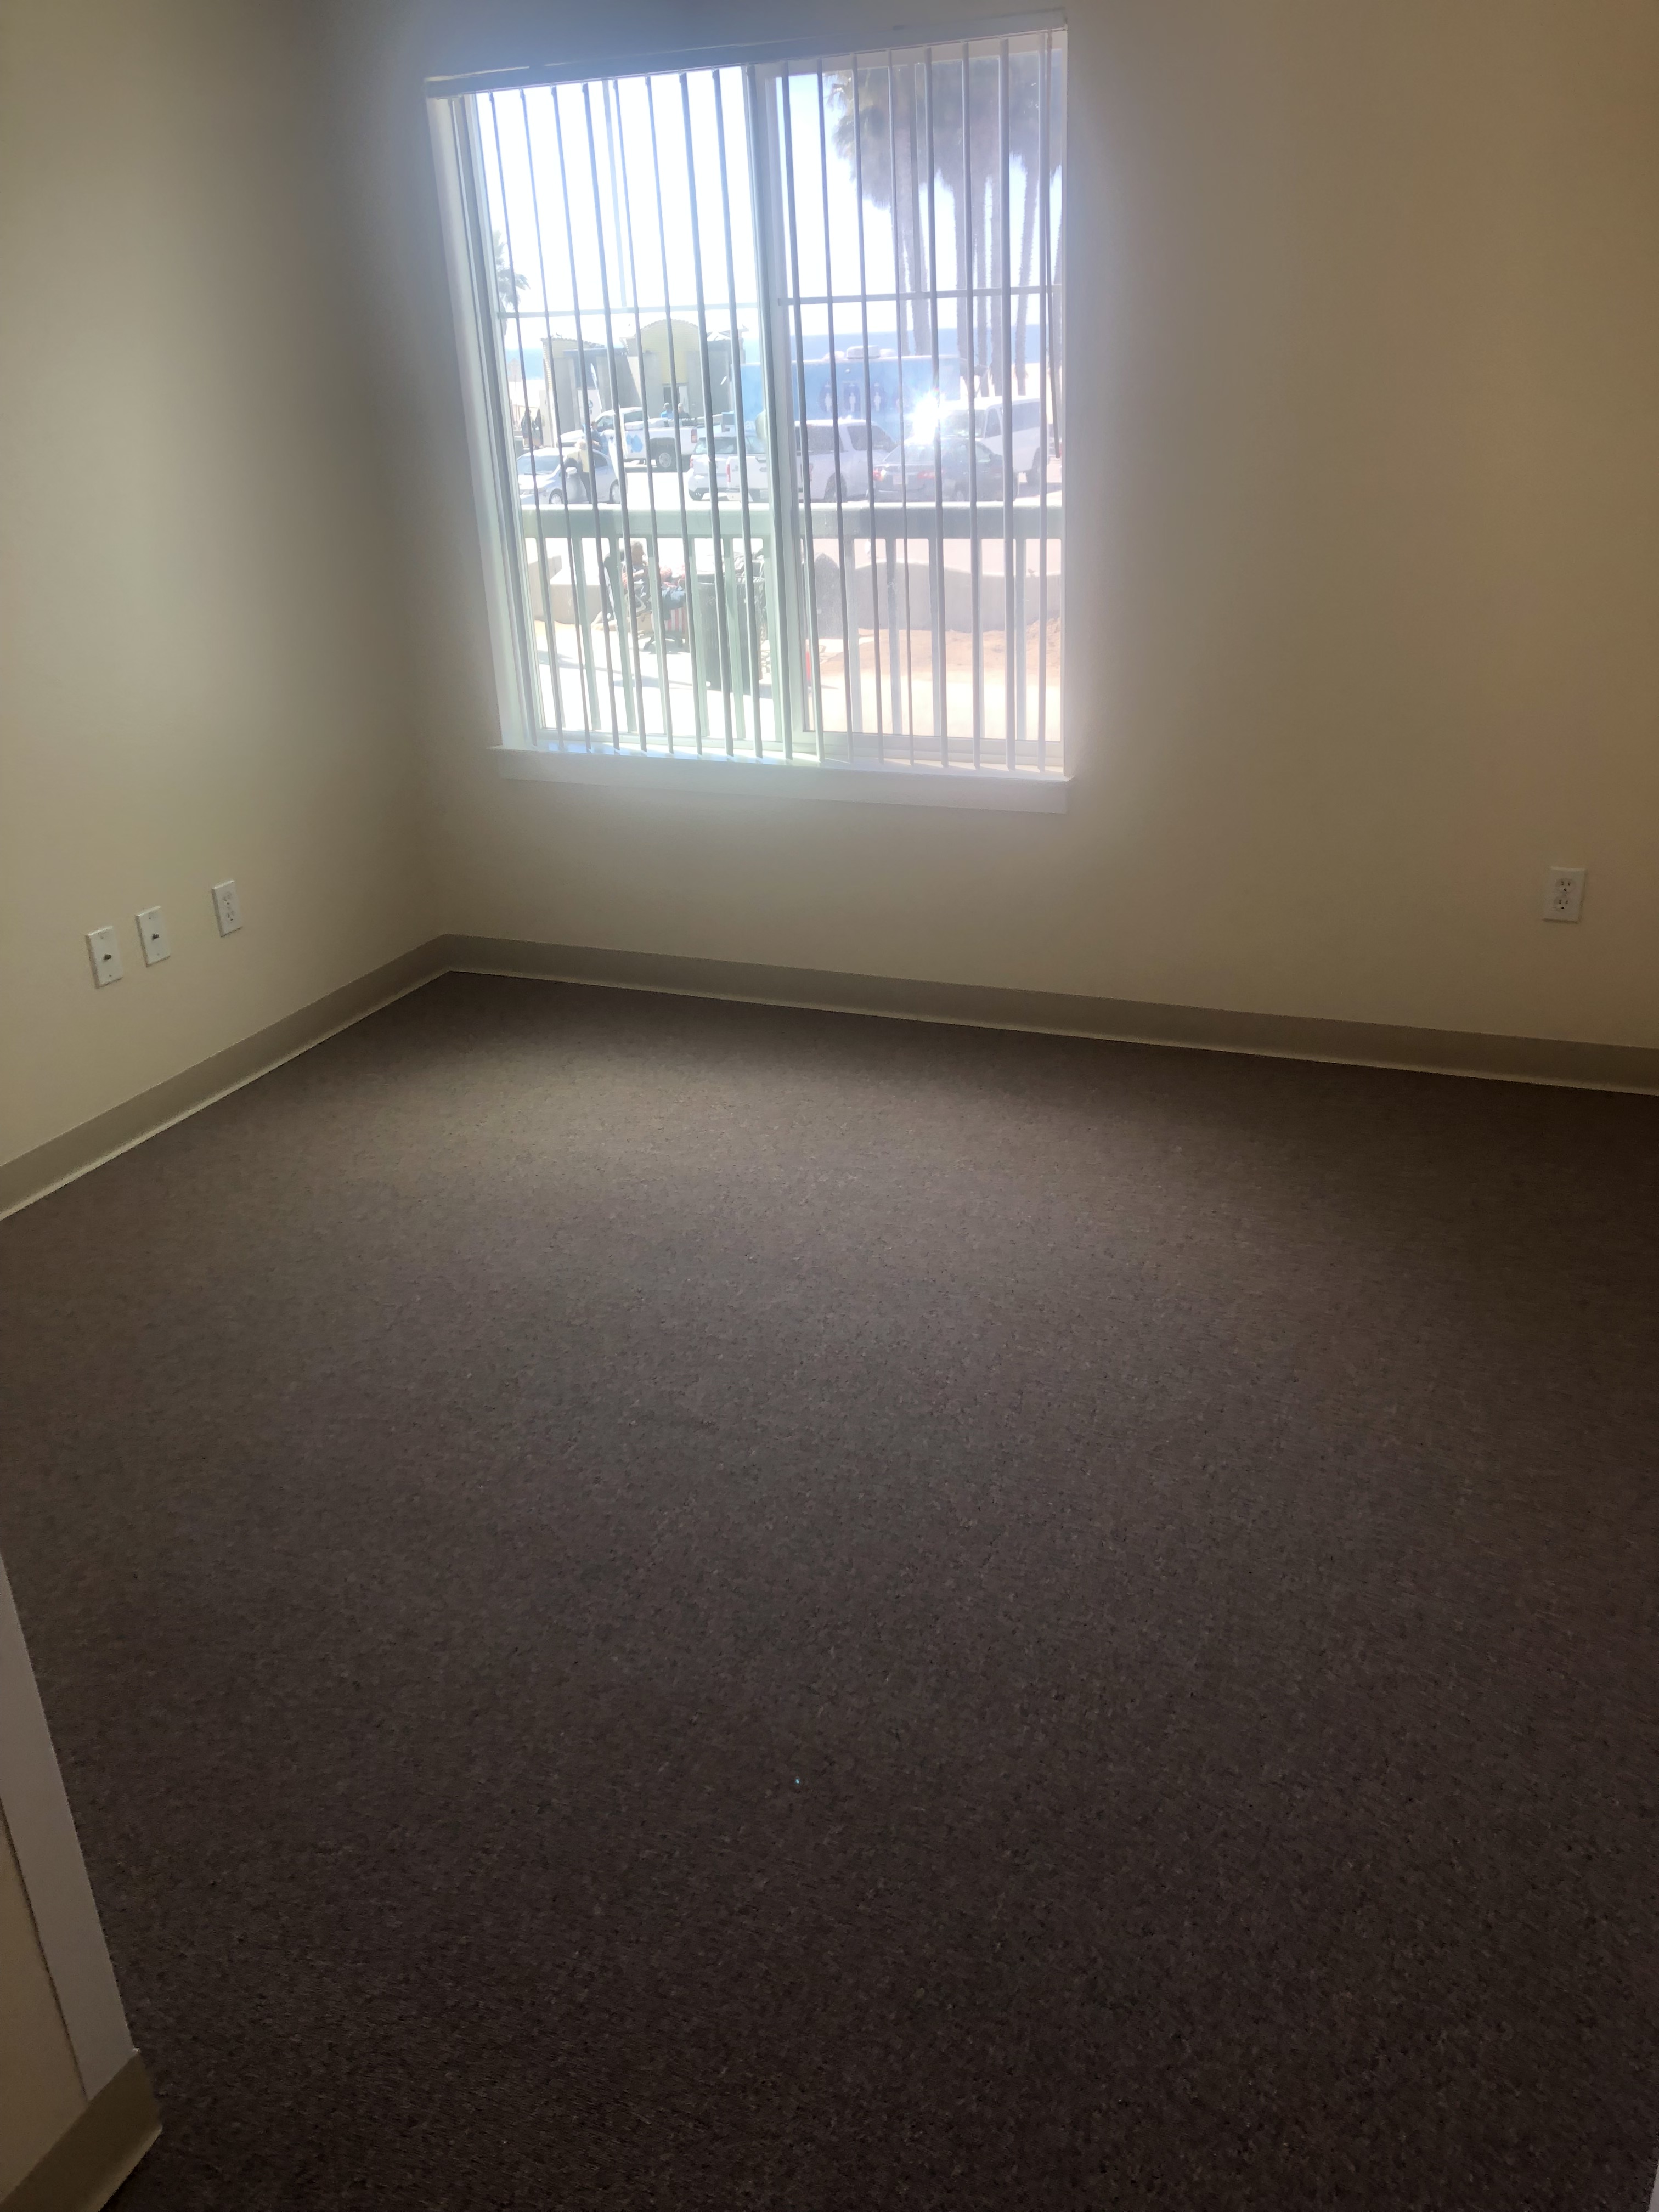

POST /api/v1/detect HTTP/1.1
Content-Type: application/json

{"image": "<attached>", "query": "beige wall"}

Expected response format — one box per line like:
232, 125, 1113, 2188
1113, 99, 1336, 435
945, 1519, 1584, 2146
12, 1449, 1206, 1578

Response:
0, 0, 435, 1171
0, 1810, 85, 2198
352, 0, 1659, 1049
7, 0, 1657, 1180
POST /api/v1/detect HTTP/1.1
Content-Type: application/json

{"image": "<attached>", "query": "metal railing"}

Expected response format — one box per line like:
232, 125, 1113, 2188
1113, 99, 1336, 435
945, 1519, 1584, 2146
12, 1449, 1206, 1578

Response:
516, 495, 1062, 766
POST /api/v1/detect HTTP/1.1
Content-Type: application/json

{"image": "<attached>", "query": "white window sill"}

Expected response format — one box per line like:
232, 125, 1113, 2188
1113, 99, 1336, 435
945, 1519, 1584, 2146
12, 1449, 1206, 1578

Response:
492, 746, 1070, 813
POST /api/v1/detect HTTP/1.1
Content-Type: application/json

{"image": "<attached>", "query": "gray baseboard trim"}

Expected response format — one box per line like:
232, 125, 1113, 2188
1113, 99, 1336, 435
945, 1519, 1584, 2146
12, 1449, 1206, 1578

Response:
0, 942, 450, 1221
0, 2052, 159, 2212
5, 935, 1651, 1224
449, 936, 1659, 1096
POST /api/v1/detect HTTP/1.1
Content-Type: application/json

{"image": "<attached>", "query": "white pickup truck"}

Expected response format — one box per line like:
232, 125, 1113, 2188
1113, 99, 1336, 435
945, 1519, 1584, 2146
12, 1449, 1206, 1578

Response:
599, 409, 695, 473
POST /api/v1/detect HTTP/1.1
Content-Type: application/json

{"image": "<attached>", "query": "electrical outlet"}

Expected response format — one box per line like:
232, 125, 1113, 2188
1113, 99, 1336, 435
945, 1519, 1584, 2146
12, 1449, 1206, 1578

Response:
1543, 866, 1587, 923
211, 879, 242, 935
135, 905, 172, 965
87, 926, 123, 986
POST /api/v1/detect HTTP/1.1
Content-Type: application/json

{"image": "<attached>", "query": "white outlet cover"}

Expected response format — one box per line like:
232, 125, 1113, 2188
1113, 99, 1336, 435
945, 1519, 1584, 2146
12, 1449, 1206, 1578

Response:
1543, 866, 1587, 922
136, 905, 171, 964
211, 879, 242, 935
87, 926, 123, 986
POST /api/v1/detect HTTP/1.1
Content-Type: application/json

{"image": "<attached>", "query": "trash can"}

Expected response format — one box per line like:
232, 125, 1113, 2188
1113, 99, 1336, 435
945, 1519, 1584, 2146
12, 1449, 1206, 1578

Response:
692, 555, 765, 695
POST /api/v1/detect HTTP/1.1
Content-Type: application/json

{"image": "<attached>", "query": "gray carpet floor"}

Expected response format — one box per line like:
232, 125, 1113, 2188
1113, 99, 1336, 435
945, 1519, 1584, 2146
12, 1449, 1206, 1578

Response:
2, 973, 1657, 2210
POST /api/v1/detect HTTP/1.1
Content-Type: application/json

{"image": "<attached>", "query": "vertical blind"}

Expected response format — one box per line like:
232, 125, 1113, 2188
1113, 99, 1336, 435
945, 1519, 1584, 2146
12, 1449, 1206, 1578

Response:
453, 32, 1064, 776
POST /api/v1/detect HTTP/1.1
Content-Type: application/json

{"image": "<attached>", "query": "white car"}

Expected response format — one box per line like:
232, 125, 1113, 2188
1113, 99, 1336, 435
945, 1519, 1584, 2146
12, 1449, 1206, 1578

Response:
517, 445, 619, 507
687, 432, 769, 501
936, 396, 1055, 493
798, 418, 895, 501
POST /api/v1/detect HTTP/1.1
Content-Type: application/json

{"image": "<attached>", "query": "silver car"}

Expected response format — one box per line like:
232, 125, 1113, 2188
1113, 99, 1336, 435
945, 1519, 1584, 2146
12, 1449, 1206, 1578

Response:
517, 444, 619, 507
797, 418, 895, 501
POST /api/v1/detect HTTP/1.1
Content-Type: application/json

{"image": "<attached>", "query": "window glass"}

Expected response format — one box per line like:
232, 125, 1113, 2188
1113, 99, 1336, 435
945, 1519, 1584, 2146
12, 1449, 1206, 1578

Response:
461, 31, 1064, 774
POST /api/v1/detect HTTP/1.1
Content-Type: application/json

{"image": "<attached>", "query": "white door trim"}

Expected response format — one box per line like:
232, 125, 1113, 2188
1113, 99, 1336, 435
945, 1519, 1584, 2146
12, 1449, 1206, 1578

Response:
0, 1551, 133, 2098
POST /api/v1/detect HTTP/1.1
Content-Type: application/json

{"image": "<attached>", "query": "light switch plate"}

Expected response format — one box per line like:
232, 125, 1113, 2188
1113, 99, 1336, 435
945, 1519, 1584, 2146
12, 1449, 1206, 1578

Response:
211, 879, 242, 935
136, 905, 171, 964
87, 926, 123, 986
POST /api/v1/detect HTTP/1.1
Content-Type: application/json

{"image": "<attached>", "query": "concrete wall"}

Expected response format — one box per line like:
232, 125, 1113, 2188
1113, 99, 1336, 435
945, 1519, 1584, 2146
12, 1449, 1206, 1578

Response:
0, 0, 435, 1172
349, 0, 1659, 1051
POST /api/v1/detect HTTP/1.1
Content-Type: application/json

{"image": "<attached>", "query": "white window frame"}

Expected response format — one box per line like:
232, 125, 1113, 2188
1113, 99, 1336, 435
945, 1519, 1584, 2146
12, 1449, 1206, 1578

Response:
426, 28, 1068, 814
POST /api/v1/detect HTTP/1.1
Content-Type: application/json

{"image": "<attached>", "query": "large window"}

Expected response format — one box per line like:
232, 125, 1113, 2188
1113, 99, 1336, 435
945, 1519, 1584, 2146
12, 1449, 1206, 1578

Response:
435, 32, 1065, 786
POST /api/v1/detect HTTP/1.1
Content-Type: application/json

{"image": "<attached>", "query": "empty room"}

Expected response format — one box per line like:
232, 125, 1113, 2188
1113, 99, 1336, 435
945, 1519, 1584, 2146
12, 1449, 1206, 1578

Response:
2, 1, 1657, 2206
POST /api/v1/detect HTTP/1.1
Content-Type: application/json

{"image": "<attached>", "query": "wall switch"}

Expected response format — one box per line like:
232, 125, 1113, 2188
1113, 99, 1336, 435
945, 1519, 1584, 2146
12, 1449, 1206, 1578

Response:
211, 879, 242, 935
87, 926, 123, 986
1543, 866, 1587, 922
135, 905, 172, 965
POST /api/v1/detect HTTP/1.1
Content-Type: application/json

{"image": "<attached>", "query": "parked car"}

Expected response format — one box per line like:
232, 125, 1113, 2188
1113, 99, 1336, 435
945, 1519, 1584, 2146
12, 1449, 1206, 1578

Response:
517, 444, 619, 506
605, 408, 693, 473
687, 432, 769, 501
684, 411, 741, 462
935, 396, 1054, 493
797, 417, 896, 501
564, 422, 617, 462
613, 409, 651, 468
649, 410, 696, 471
872, 433, 1005, 503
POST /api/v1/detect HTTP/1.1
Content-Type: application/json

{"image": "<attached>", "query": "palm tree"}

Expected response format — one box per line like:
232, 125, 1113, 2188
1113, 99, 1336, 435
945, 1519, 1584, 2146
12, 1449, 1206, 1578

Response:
1009, 46, 1063, 402
941, 50, 1063, 414
830, 56, 1005, 392
494, 230, 527, 318
922, 57, 1003, 399
827, 52, 1062, 421
1009, 59, 1039, 397
827, 66, 928, 361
